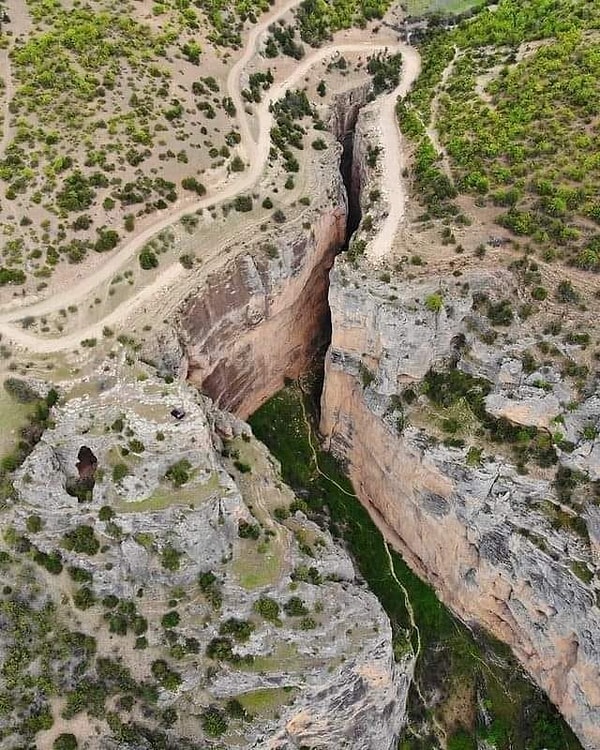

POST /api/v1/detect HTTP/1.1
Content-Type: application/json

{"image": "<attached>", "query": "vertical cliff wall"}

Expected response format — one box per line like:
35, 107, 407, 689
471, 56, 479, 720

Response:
178, 86, 374, 420
320, 259, 600, 749
181, 203, 345, 419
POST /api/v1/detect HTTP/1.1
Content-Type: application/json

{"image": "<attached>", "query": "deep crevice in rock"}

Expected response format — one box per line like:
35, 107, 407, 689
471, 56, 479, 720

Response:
339, 130, 362, 249
331, 86, 369, 252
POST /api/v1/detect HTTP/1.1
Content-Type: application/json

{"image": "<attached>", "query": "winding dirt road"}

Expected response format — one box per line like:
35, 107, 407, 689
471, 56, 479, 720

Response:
0, 2, 420, 352
366, 45, 421, 261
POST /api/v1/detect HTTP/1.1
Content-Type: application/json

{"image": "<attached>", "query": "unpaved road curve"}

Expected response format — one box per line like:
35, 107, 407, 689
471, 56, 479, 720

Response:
0, 7, 421, 352
367, 45, 421, 261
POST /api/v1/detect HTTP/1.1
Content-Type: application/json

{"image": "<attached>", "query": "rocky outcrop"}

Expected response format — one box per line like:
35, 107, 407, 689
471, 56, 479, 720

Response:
320, 262, 600, 749
179, 144, 347, 420
5, 359, 412, 749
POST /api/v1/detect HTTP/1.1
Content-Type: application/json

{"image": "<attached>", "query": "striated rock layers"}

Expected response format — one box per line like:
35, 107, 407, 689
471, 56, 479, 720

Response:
5, 361, 412, 749
180, 145, 347, 420
320, 262, 600, 750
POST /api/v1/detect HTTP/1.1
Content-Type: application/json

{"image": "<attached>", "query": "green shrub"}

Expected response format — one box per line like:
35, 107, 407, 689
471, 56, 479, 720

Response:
238, 519, 260, 539
198, 570, 222, 609
3, 377, 38, 403
151, 659, 182, 691
233, 195, 252, 212
447, 729, 476, 750
486, 300, 513, 326
53, 734, 78, 750
34, 549, 63, 575
179, 253, 194, 269
253, 596, 281, 623
26, 514, 43, 533
112, 463, 128, 483
556, 280, 580, 304
0, 267, 26, 286
98, 506, 115, 521
424, 292, 443, 313
219, 617, 254, 642
128, 438, 145, 454
139, 247, 158, 270
68, 566, 92, 583
225, 698, 248, 719
161, 610, 180, 629
62, 525, 100, 555
165, 459, 192, 486
73, 586, 96, 610
94, 229, 119, 253
283, 596, 309, 617
181, 176, 206, 195
230, 156, 245, 172
161, 544, 182, 571
201, 705, 228, 737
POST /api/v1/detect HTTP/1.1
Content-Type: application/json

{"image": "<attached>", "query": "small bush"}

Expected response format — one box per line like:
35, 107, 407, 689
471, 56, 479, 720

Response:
556, 280, 580, 304
151, 659, 182, 691
165, 459, 192, 486
98, 506, 115, 521
26, 514, 43, 533
3, 377, 38, 403
53, 735, 78, 750
230, 156, 245, 172
62, 525, 100, 555
424, 292, 443, 313
253, 596, 280, 623
233, 195, 253, 212
161, 544, 182, 571
73, 586, 96, 610
112, 463, 128, 483
219, 617, 254, 642
238, 519, 260, 539
201, 706, 228, 737
161, 610, 180, 629
139, 247, 158, 270
283, 596, 309, 617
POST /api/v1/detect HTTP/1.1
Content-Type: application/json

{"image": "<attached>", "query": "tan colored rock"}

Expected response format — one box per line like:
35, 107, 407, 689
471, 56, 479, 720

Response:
180, 145, 347, 419
320, 264, 600, 750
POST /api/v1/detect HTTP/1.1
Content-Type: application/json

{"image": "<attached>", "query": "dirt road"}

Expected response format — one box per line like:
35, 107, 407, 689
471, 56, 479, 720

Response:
367, 45, 421, 261
0, 2, 421, 352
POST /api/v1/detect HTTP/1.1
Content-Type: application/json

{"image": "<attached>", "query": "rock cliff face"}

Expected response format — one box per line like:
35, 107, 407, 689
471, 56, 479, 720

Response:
320, 261, 600, 749
2, 360, 412, 749
179, 145, 347, 420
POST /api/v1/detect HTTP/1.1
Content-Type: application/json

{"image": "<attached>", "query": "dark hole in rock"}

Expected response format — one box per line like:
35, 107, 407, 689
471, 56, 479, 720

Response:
66, 446, 98, 503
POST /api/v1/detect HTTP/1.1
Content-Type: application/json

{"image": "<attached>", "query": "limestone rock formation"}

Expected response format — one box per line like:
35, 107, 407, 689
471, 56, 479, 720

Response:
2, 359, 411, 749
179, 141, 347, 419
320, 260, 600, 750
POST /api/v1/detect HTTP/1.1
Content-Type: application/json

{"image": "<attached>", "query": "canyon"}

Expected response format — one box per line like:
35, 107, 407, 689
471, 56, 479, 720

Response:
175, 77, 600, 750
0, 1, 598, 747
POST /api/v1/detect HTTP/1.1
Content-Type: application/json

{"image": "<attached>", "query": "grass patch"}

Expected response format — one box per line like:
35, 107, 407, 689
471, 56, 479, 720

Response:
117, 472, 219, 513
0, 382, 35, 459
236, 687, 297, 716
249, 385, 582, 749
403, 0, 484, 15
232, 538, 284, 590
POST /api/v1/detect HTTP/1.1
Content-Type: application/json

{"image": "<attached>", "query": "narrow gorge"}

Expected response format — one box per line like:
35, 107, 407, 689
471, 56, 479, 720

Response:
179, 84, 371, 417
171, 84, 597, 749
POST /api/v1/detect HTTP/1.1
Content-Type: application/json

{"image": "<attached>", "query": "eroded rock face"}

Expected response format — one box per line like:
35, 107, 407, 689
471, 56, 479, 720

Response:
5, 361, 411, 749
320, 262, 600, 750
179, 144, 347, 420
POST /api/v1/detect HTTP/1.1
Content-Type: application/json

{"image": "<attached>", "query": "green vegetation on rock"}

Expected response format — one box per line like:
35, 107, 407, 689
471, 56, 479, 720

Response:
250, 384, 582, 749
